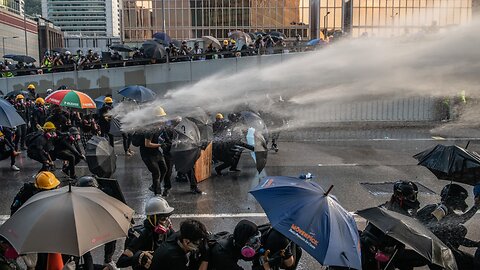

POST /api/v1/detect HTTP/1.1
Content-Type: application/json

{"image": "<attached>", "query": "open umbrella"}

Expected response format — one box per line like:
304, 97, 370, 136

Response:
85, 136, 116, 178
240, 111, 269, 141
307, 38, 321, 46
4, 90, 31, 100
0, 98, 26, 128
356, 207, 457, 270
246, 128, 268, 173
118, 85, 156, 103
109, 44, 133, 52
109, 118, 123, 137
153, 32, 172, 46
413, 144, 480, 185
250, 177, 362, 269
268, 31, 287, 39
170, 118, 201, 173
228, 30, 253, 44
202, 36, 221, 49
0, 185, 134, 256
185, 107, 213, 148
45, 90, 96, 109
3, 54, 36, 63
142, 40, 166, 60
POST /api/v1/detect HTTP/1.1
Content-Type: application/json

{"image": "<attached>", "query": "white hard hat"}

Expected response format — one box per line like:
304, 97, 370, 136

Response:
145, 196, 174, 216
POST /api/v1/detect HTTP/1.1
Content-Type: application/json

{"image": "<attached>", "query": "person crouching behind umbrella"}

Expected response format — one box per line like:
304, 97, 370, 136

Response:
0, 129, 21, 171
26, 122, 57, 173
117, 196, 175, 270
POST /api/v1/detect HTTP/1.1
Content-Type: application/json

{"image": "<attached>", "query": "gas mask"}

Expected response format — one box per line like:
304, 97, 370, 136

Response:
240, 231, 261, 259
148, 215, 171, 235
45, 131, 57, 140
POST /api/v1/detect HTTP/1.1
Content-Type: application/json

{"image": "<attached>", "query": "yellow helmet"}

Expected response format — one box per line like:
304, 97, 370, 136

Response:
104, 97, 113, 104
156, 106, 167, 117
231, 40, 236, 44
215, 113, 224, 120
27, 84, 35, 90
223, 40, 229, 45
16, 94, 24, 100
35, 171, 60, 190
43, 121, 56, 131
35, 97, 45, 105
0, 131, 4, 137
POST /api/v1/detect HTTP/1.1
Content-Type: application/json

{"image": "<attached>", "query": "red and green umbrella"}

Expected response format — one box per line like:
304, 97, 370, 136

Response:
45, 90, 96, 109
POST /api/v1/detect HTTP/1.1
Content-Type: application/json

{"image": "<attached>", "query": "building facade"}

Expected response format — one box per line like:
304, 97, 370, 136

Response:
41, 0, 121, 37
0, 0, 24, 15
0, 7, 39, 61
122, 0, 310, 42
36, 17, 64, 56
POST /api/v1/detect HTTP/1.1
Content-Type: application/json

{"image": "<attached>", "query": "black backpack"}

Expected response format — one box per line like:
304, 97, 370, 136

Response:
10, 183, 38, 215
124, 224, 145, 249
25, 131, 43, 148
131, 132, 145, 147
207, 231, 231, 248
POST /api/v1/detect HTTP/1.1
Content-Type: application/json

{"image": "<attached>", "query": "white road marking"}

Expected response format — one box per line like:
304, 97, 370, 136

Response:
318, 163, 358, 167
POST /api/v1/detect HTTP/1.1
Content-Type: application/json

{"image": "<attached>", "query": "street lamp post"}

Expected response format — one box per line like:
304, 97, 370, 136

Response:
324, 12, 331, 39
2, 36, 20, 60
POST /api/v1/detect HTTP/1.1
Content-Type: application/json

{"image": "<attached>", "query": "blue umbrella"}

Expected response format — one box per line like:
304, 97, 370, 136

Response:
306, 38, 321, 46
118, 85, 156, 103
153, 32, 172, 45
0, 98, 26, 128
250, 176, 362, 269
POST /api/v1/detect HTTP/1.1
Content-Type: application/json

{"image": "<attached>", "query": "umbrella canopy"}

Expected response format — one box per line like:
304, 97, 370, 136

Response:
228, 30, 253, 44
153, 32, 172, 45
246, 128, 268, 173
3, 54, 36, 63
45, 90, 96, 109
170, 118, 201, 173
109, 118, 123, 137
250, 177, 362, 269
118, 85, 156, 103
202, 36, 221, 49
0, 185, 134, 256
307, 38, 321, 46
0, 98, 26, 128
268, 31, 287, 39
356, 207, 457, 270
185, 107, 213, 147
85, 136, 117, 178
240, 111, 269, 141
142, 40, 166, 59
109, 44, 133, 52
4, 90, 31, 100
413, 144, 480, 185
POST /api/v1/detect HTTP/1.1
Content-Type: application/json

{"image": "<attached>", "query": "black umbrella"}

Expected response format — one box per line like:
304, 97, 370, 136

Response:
357, 207, 457, 270
3, 54, 36, 63
0, 98, 26, 128
413, 144, 480, 185
228, 30, 253, 44
109, 44, 133, 52
85, 136, 117, 178
240, 111, 269, 142
4, 90, 31, 99
153, 32, 172, 46
185, 108, 213, 148
246, 128, 268, 173
0, 90, 4, 97
268, 31, 287, 39
170, 118, 201, 173
109, 118, 123, 137
142, 40, 166, 60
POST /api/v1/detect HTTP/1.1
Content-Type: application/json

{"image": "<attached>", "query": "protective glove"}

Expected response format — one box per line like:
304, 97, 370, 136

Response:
138, 251, 153, 268
21, 253, 38, 269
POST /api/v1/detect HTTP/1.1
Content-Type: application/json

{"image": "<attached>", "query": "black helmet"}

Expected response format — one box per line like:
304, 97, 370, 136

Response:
393, 180, 419, 209
440, 184, 468, 211
69, 127, 80, 135
76, 176, 99, 188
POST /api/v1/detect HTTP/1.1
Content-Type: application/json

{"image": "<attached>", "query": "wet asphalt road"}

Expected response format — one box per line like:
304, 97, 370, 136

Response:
1, 126, 479, 269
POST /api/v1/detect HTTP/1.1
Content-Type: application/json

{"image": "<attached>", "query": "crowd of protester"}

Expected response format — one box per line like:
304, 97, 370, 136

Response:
0, 31, 342, 78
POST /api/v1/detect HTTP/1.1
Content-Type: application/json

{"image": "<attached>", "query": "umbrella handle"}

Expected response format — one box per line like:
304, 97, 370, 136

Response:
383, 248, 399, 270
324, 185, 334, 196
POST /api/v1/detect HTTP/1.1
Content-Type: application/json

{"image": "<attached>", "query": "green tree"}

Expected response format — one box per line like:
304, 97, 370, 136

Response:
24, 0, 41, 16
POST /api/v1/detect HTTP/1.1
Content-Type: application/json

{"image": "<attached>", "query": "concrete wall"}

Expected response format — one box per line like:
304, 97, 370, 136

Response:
0, 53, 443, 122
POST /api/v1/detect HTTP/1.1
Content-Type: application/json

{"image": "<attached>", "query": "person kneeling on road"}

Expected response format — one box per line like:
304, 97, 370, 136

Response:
52, 127, 84, 179
26, 122, 57, 172
117, 196, 175, 270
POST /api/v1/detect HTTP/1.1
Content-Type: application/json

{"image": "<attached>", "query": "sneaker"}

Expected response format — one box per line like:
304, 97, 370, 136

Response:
10, 165, 20, 171
190, 187, 203, 194
125, 151, 132, 157
161, 189, 170, 197
128, 149, 135, 154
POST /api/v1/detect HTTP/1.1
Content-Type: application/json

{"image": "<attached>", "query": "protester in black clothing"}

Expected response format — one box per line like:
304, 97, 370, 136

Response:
252, 227, 301, 270
97, 97, 114, 146
26, 122, 57, 172
207, 220, 261, 270
117, 196, 175, 270
80, 113, 99, 149
46, 106, 68, 132
13, 94, 29, 150
151, 219, 208, 270
214, 138, 254, 176
157, 121, 177, 196
0, 129, 20, 171
53, 127, 84, 179
417, 184, 480, 269
10, 171, 60, 215
30, 98, 48, 129
27, 84, 39, 99
212, 113, 228, 135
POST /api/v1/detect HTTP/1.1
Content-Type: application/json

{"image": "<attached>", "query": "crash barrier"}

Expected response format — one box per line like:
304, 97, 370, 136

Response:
1, 53, 446, 122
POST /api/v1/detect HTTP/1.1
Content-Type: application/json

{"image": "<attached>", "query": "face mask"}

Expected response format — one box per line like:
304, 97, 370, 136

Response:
45, 132, 57, 139
240, 232, 261, 259
375, 251, 391, 263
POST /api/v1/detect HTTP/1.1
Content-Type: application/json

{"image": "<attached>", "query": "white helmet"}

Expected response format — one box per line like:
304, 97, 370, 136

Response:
145, 196, 174, 216
46, 88, 53, 95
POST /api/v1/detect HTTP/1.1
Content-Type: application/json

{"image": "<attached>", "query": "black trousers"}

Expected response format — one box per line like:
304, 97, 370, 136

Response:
122, 133, 132, 152
14, 124, 27, 150
216, 149, 242, 172
28, 150, 51, 172
163, 155, 173, 190
141, 151, 167, 194
56, 150, 81, 177
0, 150, 16, 166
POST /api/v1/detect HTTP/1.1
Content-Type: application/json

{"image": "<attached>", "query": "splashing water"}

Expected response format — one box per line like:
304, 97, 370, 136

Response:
113, 20, 480, 132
